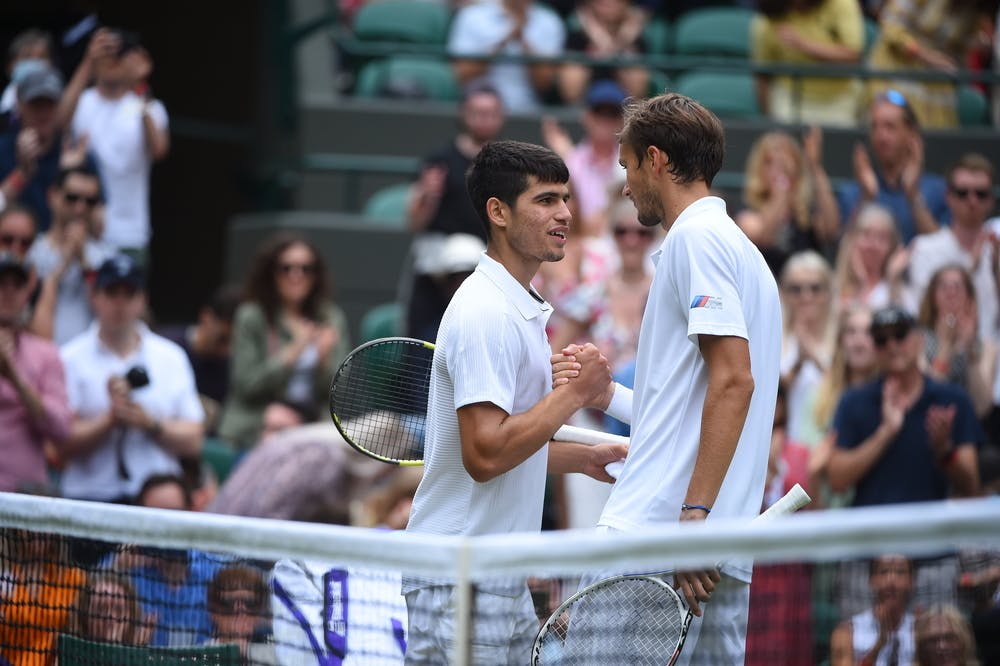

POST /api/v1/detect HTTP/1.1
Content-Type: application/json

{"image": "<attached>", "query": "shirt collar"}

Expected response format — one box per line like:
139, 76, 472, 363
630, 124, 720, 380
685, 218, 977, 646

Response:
649, 196, 727, 266
476, 253, 552, 321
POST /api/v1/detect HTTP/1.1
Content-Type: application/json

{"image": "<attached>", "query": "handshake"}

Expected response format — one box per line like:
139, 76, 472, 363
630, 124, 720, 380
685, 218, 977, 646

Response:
551, 343, 615, 411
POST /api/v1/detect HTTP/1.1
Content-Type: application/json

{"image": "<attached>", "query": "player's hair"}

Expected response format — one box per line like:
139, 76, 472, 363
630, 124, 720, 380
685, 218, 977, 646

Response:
466, 140, 569, 239
946, 152, 996, 188
618, 92, 725, 187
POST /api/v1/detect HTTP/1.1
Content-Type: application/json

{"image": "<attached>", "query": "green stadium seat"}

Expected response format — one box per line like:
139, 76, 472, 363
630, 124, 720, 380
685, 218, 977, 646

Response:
673, 7, 753, 59
360, 302, 403, 342
353, 0, 451, 46
674, 70, 761, 119
362, 182, 412, 227
202, 436, 241, 483
643, 17, 673, 55
647, 69, 672, 97
59, 634, 240, 665
957, 84, 989, 127
355, 56, 460, 101
863, 17, 879, 56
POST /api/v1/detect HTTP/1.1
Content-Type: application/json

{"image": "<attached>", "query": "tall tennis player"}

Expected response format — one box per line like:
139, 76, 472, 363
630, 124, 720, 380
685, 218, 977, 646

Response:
556, 93, 782, 664
402, 140, 627, 665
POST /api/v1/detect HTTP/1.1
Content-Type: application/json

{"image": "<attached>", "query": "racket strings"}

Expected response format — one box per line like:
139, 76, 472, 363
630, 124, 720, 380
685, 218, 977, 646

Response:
331, 341, 434, 462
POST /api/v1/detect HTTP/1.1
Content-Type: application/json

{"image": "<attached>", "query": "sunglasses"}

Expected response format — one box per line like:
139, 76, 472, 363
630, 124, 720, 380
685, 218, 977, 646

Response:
0, 234, 34, 251
613, 226, 655, 240
784, 282, 826, 296
216, 593, 259, 613
276, 262, 316, 276
879, 88, 910, 109
64, 192, 101, 207
872, 325, 911, 347
949, 187, 991, 201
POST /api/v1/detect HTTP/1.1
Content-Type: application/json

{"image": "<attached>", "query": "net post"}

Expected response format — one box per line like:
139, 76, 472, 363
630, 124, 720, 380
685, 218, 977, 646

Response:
452, 537, 473, 666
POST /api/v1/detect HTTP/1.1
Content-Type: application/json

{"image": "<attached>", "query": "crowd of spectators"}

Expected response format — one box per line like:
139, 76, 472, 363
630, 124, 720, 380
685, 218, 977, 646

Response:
1, 2, 1000, 662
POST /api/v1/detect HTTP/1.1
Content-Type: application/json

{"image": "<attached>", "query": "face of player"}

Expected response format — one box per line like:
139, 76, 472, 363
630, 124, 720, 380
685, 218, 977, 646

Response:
87, 580, 133, 642
619, 143, 664, 229
870, 555, 913, 609
274, 242, 317, 309
501, 176, 572, 265
462, 92, 504, 144
841, 309, 875, 372
946, 168, 994, 229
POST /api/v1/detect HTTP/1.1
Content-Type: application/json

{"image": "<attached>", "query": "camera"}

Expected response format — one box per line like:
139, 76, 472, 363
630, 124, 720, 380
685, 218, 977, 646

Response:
125, 366, 150, 390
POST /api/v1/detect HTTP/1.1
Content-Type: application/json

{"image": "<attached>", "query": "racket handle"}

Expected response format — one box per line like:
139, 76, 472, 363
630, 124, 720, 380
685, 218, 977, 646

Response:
752, 484, 811, 524
553, 424, 629, 447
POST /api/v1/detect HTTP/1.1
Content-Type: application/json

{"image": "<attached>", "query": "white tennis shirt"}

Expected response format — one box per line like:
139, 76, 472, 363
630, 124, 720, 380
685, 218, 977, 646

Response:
598, 197, 781, 582
404, 253, 554, 592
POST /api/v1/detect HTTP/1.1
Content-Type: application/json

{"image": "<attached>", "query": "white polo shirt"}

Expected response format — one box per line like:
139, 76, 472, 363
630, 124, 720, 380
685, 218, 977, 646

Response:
404, 253, 553, 593
59, 322, 204, 501
598, 197, 782, 582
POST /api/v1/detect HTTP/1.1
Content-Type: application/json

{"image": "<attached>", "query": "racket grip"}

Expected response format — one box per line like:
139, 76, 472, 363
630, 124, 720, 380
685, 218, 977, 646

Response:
752, 484, 811, 524
553, 424, 629, 447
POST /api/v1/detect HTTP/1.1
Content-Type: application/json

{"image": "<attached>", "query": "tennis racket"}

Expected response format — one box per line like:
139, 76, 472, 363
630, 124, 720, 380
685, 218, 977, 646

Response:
329, 337, 629, 469
531, 483, 811, 666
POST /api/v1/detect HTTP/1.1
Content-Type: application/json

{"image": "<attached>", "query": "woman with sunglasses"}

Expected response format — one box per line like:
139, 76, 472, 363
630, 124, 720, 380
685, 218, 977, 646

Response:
218, 233, 350, 449
832, 202, 912, 312
918, 265, 997, 418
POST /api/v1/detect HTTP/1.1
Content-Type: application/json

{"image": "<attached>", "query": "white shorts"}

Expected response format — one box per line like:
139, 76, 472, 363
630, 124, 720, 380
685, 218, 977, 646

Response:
403, 584, 537, 665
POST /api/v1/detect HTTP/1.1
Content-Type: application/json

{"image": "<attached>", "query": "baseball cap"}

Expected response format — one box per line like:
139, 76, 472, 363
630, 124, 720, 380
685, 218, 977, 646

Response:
436, 234, 485, 275
870, 306, 916, 333
94, 254, 145, 291
585, 80, 627, 111
0, 252, 30, 284
16, 66, 63, 104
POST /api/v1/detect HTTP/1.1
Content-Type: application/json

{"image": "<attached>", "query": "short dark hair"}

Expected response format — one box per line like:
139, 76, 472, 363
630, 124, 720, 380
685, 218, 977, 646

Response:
204, 283, 241, 322
466, 140, 569, 239
946, 152, 996, 188
460, 81, 502, 106
53, 164, 102, 195
0, 204, 38, 232
135, 473, 192, 510
619, 92, 725, 187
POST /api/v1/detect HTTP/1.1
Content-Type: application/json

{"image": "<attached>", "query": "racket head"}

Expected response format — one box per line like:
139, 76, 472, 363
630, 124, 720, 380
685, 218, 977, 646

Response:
532, 574, 690, 665
329, 337, 435, 465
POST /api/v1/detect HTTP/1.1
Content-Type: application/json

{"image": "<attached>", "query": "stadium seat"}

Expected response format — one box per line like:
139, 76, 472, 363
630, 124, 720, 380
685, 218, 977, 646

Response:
362, 182, 412, 227
674, 70, 761, 119
355, 56, 460, 101
202, 436, 241, 483
957, 84, 989, 127
59, 634, 240, 665
863, 17, 879, 56
643, 17, 672, 55
352, 0, 451, 46
673, 7, 753, 59
360, 302, 403, 342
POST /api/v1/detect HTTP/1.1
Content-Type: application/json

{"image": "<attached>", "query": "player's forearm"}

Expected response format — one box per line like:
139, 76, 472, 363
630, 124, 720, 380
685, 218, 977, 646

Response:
547, 440, 590, 474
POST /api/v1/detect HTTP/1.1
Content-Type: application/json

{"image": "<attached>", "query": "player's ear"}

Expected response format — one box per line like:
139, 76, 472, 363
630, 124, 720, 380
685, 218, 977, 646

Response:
647, 146, 668, 174
486, 196, 508, 230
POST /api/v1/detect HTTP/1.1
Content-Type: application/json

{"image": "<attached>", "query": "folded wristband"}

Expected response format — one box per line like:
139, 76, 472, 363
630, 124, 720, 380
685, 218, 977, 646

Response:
681, 504, 711, 514
605, 383, 632, 424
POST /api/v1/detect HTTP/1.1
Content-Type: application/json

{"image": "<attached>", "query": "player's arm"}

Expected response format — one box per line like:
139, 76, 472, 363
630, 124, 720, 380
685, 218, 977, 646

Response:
551, 346, 630, 422
458, 345, 610, 482
547, 439, 626, 482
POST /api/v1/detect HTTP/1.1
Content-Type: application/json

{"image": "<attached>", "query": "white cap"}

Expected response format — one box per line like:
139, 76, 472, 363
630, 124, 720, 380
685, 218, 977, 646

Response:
435, 234, 485, 275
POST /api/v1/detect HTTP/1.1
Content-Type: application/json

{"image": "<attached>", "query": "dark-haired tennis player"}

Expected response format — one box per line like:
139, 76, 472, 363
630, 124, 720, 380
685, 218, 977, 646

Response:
402, 140, 627, 665
557, 93, 782, 664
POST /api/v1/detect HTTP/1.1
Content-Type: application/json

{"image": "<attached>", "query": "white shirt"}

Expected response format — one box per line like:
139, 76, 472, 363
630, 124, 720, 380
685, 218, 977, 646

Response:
598, 197, 782, 582
404, 253, 553, 594
59, 322, 203, 501
71, 88, 168, 249
851, 609, 915, 666
447, 2, 565, 113
27, 234, 117, 345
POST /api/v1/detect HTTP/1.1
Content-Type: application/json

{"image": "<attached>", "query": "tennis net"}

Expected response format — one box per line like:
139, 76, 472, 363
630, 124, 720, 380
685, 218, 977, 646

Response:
0, 490, 997, 665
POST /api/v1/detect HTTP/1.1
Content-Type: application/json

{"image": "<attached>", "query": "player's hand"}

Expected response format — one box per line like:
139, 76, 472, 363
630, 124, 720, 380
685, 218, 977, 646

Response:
559, 343, 612, 409
674, 567, 720, 617
551, 345, 582, 388
581, 442, 628, 483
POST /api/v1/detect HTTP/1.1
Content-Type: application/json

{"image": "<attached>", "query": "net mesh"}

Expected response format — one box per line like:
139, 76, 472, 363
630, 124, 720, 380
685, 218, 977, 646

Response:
0, 492, 998, 665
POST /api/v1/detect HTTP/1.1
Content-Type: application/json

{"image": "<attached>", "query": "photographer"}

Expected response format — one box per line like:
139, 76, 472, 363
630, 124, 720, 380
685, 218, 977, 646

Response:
59, 254, 202, 503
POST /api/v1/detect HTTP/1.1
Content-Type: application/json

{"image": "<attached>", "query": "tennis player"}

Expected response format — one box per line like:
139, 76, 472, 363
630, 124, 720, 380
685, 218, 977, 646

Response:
402, 140, 627, 665
557, 93, 782, 664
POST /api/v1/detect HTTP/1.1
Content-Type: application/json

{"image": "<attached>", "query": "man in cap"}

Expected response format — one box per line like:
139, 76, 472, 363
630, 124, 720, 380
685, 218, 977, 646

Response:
59, 254, 203, 503
0, 64, 67, 231
0, 251, 71, 493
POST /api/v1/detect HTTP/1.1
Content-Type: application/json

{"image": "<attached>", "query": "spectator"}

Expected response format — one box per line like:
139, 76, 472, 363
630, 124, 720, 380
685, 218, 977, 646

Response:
752, 0, 865, 127
907, 154, 999, 344
559, 0, 649, 104
959, 552, 1000, 664
832, 202, 909, 312
59, 254, 204, 503
60, 28, 169, 261
1, 29, 54, 126
205, 564, 277, 665
158, 283, 240, 433
918, 265, 998, 418
0, 64, 66, 231
867, 0, 994, 129
353, 466, 423, 529
542, 79, 627, 238
0, 530, 85, 664
448, 0, 565, 113
829, 554, 916, 666
72, 571, 151, 645
736, 129, 840, 276
0, 204, 37, 260
218, 234, 349, 448
135, 472, 192, 512
913, 603, 981, 666
0, 251, 71, 494
779, 251, 836, 446
405, 83, 502, 340
27, 164, 114, 345
838, 91, 949, 242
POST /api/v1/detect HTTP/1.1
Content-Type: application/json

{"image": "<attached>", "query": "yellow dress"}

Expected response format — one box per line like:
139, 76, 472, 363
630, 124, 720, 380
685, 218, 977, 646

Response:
867, 0, 980, 128
751, 0, 865, 127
